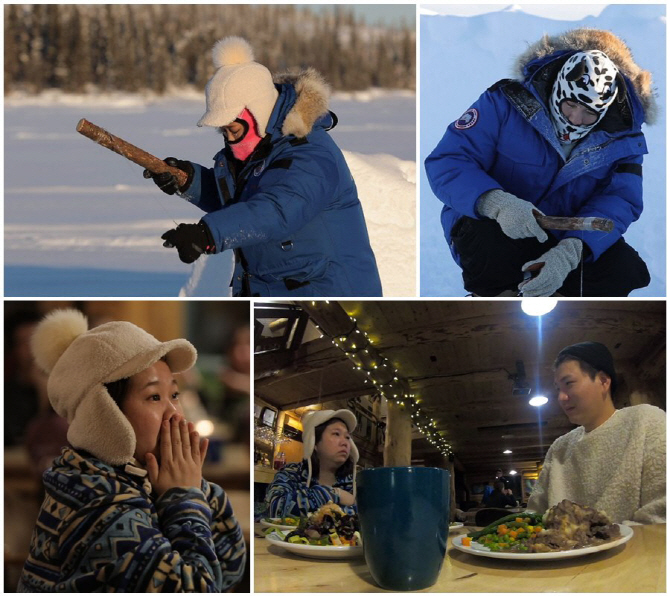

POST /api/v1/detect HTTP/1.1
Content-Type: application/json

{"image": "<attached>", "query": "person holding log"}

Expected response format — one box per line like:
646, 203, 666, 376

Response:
143, 36, 382, 297
425, 28, 654, 297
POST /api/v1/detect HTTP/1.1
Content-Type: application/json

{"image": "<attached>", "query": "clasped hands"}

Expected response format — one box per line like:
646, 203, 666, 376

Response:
145, 414, 209, 497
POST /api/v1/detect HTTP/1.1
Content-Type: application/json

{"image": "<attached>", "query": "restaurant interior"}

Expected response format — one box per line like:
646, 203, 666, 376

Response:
253, 299, 666, 592
4, 300, 251, 592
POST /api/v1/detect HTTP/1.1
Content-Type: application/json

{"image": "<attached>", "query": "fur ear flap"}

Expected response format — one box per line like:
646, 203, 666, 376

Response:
31, 309, 89, 374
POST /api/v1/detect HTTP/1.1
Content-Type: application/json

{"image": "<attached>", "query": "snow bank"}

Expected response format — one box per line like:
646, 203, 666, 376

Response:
345, 151, 416, 296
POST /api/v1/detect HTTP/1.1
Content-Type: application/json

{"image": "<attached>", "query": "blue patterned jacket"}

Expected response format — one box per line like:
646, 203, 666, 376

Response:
18, 447, 246, 592
265, 461, 355, 518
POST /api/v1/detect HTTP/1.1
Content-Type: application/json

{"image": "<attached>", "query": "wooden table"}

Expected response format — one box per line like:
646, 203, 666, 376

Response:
254, 523, 666, 592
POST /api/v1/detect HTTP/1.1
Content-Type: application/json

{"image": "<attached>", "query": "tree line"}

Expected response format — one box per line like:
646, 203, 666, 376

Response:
4, 5, 415, 95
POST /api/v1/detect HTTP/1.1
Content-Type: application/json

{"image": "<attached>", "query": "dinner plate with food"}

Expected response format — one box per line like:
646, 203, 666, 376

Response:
449, 522, 464, 532
260, 516, 301, 531
265, 502, 364, 560
452, 500, 633, 560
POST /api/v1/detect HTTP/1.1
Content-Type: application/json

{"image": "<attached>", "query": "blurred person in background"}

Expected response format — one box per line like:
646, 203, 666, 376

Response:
18, 309, 246, 592
221, 325, 250, 395
220, 325, 251, 444
5, 310, 42, 447
483, 481, 518, 508
22, 362, 69, 479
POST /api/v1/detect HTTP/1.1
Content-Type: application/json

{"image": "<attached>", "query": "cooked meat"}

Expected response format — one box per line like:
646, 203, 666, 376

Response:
527, 500, 621, 553
309, 502, 345, 525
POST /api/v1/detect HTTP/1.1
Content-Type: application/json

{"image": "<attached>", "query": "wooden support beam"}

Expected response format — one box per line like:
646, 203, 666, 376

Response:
384, 400, 412, 466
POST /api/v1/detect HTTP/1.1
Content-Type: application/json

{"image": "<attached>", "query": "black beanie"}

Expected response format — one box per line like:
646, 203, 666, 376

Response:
556, 341, 617, 396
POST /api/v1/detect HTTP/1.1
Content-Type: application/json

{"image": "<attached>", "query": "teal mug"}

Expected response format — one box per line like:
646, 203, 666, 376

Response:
357, 466, 450, 591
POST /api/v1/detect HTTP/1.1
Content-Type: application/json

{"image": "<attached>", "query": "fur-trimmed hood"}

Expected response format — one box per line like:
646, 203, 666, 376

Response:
515, 28, 657, 125
273, 68, 331, 138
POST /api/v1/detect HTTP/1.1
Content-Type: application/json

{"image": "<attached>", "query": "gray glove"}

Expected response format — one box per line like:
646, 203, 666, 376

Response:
518, 238, 583, 296
476, 189, 548, 242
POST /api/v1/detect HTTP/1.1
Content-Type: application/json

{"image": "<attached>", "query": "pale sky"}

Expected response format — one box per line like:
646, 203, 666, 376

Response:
420, 4, 608, 20
303, 4, 415, 27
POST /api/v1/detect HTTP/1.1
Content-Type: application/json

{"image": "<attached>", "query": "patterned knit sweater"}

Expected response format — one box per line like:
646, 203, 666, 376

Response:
18, 447, 246, 592
265, 461, 355, 517
527, 405, 666, 524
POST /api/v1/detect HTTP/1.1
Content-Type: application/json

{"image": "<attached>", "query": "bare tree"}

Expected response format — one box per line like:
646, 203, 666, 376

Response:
4, 5, 416, 95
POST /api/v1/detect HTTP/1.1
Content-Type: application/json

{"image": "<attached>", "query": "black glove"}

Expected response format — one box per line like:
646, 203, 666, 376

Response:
143, 157, 194, 195
161, 221, 216, 264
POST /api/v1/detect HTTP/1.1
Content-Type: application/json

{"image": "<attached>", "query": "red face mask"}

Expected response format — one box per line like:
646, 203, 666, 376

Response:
228, 108, 263, 161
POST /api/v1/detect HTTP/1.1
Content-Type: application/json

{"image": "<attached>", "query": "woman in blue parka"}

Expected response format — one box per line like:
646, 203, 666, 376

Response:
146, 37, 382, 297
425, 28, 655, 297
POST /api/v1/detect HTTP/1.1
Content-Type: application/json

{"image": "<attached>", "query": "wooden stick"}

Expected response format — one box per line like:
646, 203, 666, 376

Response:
535, 215, 614, 232
76, 118, 188, 187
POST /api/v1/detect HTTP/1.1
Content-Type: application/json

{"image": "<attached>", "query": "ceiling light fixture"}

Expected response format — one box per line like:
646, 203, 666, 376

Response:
529, 395, 548, 407
521, 298, 557, 316
503, 449, 512, 454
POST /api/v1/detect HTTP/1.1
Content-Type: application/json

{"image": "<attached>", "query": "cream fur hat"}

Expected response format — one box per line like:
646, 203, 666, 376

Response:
197, 36, 279, 136
31, 309, 197, 466
302, 409, 359, 495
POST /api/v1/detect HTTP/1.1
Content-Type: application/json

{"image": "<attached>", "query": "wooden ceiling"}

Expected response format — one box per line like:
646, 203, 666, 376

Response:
254, 300, 665, 476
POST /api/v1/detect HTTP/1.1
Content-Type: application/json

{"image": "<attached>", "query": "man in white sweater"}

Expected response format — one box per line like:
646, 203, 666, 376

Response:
527, 341, 665, 524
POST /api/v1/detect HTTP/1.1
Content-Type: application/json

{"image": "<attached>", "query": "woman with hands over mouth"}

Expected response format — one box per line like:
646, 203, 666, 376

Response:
18, 310, 246, 593
146, 412, 209, 497
108, 357, 210, 496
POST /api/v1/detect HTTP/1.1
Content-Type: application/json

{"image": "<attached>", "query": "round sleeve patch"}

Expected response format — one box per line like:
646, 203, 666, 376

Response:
454, 108, 479, 129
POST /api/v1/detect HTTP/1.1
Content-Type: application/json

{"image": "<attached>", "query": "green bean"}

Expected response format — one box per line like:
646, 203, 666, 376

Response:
467, 513, 543, 539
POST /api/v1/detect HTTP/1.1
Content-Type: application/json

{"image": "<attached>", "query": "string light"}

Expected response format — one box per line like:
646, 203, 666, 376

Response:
312, 307, 453, 457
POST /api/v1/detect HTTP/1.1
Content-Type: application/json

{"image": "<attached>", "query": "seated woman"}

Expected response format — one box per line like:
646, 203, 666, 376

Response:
18, 310, 246, 593
265, 409, 358, 517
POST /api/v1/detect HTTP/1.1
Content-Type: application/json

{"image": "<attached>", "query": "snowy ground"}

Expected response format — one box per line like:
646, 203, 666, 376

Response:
5, 89, 415, 297
420, 4, 666, 297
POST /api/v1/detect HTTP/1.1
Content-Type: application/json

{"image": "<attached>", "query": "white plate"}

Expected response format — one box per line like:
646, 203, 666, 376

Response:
449, 522, 464, 532
260, 518, 301, 531
265, 532, 364, 559
451, 524, 633, 560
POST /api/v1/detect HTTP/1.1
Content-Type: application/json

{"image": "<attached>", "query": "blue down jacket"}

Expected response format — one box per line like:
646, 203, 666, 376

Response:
181, 69, 382, 297
426, 29, 656, 264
